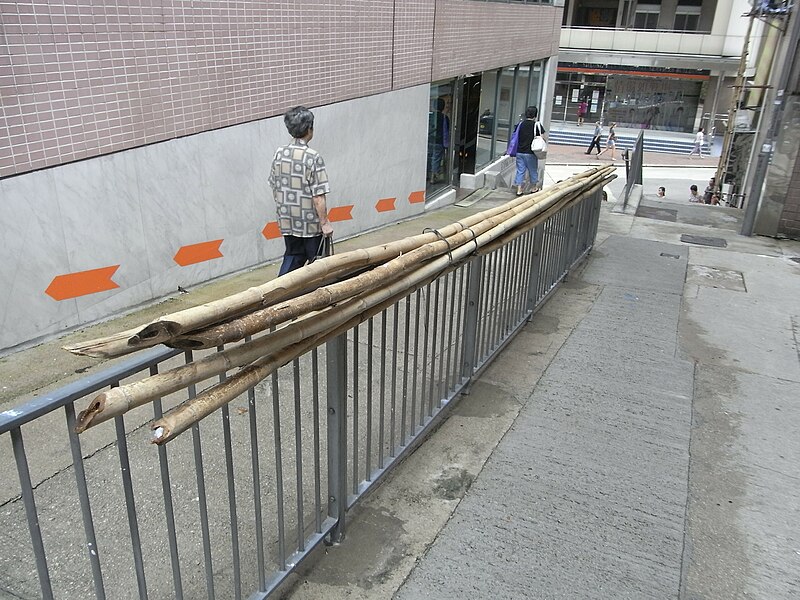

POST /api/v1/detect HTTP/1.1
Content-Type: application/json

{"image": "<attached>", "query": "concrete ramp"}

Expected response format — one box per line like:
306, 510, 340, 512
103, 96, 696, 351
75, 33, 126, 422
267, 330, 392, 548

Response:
395, 236, 694, 599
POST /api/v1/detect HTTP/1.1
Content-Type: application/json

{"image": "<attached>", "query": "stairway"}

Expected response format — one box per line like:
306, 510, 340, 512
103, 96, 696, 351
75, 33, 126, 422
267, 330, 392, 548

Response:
548, 129, 710, 155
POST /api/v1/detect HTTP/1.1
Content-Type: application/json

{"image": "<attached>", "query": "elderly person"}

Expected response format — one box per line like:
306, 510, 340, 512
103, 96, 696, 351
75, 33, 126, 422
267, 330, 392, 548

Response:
269, 106, 333, 276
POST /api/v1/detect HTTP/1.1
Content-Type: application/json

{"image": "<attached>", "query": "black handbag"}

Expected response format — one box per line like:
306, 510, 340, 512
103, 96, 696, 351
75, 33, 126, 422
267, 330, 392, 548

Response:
315, 235, 334, 259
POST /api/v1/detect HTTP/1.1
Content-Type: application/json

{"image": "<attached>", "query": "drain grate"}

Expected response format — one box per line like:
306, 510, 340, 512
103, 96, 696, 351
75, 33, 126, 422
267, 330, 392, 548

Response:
637, 206, 678, 222
790, 257, 800, 265
680, 234, 728, 248
660, 252, 681, 259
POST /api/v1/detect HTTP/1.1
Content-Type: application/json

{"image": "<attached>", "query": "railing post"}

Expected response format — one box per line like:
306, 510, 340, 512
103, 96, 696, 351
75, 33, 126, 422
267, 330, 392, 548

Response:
326, 334, 347, 543
461, 256, 484, 382
525, 223, 544, 314
566, 202, 579, 266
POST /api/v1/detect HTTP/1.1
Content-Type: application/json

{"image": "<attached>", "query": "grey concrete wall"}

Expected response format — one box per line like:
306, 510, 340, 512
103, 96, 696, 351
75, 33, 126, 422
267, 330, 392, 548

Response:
0, 85, 429, 353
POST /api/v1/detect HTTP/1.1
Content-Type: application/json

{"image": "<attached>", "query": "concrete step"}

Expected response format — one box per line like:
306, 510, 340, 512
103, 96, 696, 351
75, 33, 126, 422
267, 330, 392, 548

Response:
548, 130, 709, 155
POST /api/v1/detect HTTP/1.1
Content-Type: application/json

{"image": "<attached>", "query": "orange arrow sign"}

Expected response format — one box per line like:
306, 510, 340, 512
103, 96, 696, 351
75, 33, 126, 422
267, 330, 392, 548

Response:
262, 221, 281, 239
329, 205, 353, 222
408, 190, 425, 204
375, 197, 397, 212
173, 240, 224, 266
46, 265, 120, 301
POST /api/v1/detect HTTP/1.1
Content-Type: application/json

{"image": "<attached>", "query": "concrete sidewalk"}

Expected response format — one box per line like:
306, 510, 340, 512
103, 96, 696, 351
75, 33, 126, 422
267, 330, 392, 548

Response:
288, 187, 800, 598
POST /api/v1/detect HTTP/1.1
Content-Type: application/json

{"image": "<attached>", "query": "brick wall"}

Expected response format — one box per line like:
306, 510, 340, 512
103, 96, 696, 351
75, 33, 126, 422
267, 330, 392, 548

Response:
1, 0, 560, 179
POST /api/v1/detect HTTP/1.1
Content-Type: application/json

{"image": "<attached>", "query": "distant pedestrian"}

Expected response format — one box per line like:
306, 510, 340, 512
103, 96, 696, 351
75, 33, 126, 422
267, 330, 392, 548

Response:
585, 121, 603, 155
596, 122, 617, 160
657, 186, 666, 198
577, 99, 588, 126
703, 177, 716, 204
689, 184, 702, 202
689, 128, 705, 157
269, 106, 333, 276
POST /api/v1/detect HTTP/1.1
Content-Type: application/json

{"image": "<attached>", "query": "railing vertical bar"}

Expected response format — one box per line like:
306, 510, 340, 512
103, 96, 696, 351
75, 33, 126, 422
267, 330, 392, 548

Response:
477, 252, 491, 361
365, 318, 374, 479
500, 242, 514, 336
453, 264, 467, 386
488, 250, 501, 352
311, 348, 322, 533
247, 383, 266, 591
352, 325, 360, 495
390, 304, 399, 456
292, 358, 305, 553
64, 403, 107, 600
217, 346, 242, 600
427, 279, 441, 416
512, 235, 527, 321
526, 225, 544, 315
271, 368, 286, 570
445, 268, 458, 396
326, 334, 347, 543
411, 289, 422, 431
436, 273, 449, 406
461, 257, 484, 381
150, 364, 184, 599
114, 412, 149, 600
490, 249, 504, 351
518, 232, 532, 316
400, 294, 411, 446
378, 311, 387, 468
10, 427, 54, 600
420, 285, 431, 421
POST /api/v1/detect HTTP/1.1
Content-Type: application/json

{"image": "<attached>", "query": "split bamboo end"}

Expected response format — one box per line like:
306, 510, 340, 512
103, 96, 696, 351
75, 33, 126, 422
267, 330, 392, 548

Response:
75, 395, 107, 433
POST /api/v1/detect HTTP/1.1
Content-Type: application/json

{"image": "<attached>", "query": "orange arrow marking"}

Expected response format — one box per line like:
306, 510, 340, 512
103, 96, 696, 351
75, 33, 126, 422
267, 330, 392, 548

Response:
375, 197, 397, 212
46, 265, 120, 301
173, 240, 224, 266
408, 190, 425, 204
262, 221, 281, 239
329, 205, 353, 222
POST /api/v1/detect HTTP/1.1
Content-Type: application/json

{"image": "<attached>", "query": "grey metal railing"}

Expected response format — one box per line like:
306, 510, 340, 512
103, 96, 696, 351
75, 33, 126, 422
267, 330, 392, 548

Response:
622, 131, 644, 210
0, 187, 602, 600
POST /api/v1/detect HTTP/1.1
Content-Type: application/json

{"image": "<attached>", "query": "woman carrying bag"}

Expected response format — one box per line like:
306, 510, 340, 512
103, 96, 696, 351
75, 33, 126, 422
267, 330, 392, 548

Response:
513, 106, 546, 196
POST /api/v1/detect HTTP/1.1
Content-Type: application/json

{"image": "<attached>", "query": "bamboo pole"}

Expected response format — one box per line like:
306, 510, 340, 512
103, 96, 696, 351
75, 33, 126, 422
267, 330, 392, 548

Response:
74, 169, 614, 433
149, 177, 614, 443
64, 170, 608, 358
166, 175, 608, 350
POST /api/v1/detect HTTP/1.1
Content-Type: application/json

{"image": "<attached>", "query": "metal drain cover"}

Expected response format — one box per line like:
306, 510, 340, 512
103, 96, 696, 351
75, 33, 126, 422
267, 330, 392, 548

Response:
637, 206, 677, 222
790, 257, 800, 265
680, 234, 728, 248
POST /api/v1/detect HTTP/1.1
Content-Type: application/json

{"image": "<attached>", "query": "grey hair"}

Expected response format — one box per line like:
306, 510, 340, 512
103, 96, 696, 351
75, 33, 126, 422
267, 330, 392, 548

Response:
284, 106, 314, 138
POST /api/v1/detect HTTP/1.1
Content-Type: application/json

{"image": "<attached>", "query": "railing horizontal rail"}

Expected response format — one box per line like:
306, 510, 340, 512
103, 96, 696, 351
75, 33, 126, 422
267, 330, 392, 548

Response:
0, 185, 603, 599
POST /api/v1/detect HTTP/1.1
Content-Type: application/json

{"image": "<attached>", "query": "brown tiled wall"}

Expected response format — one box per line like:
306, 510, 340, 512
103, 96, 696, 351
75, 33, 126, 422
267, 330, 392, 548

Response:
1, 0, 560, 179
432, 0, 561, 81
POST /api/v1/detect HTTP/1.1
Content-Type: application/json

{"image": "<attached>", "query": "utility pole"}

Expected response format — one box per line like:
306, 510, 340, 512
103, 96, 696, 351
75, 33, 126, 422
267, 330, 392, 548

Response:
741, 5, 800, 235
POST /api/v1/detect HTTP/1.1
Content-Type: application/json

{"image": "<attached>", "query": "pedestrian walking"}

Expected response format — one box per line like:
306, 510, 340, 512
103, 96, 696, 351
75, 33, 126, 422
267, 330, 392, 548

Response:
585, 121, 603, 155
689, 128, 705, 157
577, 99, 588, 126
514, 106, 545, 196
269, 106, 333, 276
596, 122, 617, 160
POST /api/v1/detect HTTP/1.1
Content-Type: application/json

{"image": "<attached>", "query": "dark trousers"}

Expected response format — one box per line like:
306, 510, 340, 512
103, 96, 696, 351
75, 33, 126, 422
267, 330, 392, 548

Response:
279, 234, 323, 276
586, 137, 601, 154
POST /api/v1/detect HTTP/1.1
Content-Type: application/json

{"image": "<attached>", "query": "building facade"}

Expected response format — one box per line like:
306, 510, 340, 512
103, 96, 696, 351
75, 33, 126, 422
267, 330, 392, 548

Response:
0, 0, 562, 353
555, 0, 762, 133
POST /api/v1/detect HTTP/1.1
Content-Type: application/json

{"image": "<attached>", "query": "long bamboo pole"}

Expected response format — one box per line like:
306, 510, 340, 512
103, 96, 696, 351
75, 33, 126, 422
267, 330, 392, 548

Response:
149, 177, 614, 443
74, 169, 614, 433
166, 176, 605, 350
64, 170, 608, 358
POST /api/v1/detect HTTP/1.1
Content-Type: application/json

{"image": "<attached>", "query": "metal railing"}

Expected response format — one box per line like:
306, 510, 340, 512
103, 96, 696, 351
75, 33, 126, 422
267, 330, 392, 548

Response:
0, 188, 602, 600
622, 131, 644, 210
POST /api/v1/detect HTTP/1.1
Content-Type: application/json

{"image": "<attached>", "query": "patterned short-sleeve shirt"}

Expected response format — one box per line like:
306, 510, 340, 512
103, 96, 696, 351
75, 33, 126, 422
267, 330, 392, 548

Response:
268, 140, 331, 237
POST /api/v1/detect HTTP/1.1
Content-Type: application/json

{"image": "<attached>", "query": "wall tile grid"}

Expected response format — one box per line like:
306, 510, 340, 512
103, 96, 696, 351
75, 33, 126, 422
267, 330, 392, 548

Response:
392, 0, 435, 88
0, 0, 395, 178
431, 0, 562, 81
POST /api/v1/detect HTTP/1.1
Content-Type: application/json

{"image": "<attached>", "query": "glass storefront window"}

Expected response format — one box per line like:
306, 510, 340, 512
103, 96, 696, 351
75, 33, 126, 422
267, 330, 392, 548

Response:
494, 66, 517, 156
476, 69, 499, 169
427, 81, 454, 195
